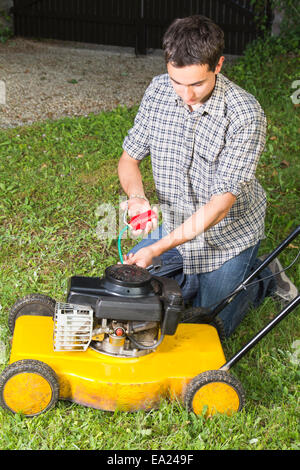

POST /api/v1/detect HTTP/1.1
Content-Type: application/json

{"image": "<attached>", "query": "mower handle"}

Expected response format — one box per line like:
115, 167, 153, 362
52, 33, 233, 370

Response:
220, 293, 300, 371
201, 224, 300, 323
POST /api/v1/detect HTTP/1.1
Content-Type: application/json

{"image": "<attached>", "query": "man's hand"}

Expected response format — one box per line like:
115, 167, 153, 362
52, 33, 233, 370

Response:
118, 151, 158, 235
123, 245, 156, 269
120, 199, 158, 236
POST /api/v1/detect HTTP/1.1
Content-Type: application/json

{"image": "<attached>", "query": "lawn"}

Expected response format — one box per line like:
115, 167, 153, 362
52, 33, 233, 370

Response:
0, 34, 299, 450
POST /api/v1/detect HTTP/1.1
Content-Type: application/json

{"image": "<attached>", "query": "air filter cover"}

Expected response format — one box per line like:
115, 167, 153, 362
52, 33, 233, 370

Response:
105, 264, 152, 287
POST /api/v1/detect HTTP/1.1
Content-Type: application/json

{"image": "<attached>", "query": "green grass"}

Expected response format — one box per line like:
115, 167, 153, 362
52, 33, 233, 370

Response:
0, 35, 299, 450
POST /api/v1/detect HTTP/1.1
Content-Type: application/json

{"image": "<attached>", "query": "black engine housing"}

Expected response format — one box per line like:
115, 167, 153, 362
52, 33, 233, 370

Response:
67, 264, 183, 336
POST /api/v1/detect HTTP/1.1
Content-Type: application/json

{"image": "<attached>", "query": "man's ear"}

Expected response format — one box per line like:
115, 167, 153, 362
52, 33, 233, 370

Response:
215, 56, 225, 75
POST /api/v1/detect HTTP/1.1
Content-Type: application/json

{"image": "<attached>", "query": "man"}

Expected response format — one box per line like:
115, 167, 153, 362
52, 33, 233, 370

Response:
118, 15, 297, 337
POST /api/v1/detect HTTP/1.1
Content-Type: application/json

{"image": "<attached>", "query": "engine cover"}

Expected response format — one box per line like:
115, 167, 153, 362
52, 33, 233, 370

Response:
67, 264, 183, 337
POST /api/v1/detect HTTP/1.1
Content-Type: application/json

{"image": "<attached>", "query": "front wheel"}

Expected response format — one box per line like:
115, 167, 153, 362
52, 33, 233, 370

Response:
0, 359, 59, 417
184, 369, 245, 417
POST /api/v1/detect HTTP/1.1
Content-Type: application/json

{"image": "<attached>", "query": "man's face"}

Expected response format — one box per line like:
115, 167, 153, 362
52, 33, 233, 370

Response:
167, 57, 224, 107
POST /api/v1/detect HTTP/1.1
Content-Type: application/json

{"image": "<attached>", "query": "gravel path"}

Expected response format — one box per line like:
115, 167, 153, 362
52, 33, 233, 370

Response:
0, 37, 239, 129
0, 38, 166, 128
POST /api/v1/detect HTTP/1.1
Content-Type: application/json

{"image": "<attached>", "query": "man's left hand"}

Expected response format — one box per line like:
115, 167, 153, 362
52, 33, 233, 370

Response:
123, 245, 156, 269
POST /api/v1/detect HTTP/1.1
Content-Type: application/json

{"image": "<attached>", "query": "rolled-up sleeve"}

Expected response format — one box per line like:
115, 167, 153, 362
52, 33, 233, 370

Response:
210, 112, 267, 197
122, 81, 154, 161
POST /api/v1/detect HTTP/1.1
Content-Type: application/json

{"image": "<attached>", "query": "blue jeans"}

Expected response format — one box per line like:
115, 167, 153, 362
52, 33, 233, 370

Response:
128, 225, 276, 337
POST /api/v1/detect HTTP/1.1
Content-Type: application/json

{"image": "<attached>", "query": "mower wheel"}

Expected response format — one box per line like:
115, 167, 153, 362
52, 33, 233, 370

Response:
180, 307, 226, 342
8, 293, 56, 334
0, 359, 59, 417
184, 370, 246, 417
210, 317, 226, 342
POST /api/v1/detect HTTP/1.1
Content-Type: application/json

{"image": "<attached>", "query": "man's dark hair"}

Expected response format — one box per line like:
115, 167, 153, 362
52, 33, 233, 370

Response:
162, 15, 224, 71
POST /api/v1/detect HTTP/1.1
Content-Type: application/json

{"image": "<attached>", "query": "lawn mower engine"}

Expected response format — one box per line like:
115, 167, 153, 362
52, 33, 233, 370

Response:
54, 264, 184, 357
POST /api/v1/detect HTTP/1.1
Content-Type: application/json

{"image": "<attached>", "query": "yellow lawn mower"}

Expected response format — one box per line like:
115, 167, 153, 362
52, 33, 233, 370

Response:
0, 219, 299, 418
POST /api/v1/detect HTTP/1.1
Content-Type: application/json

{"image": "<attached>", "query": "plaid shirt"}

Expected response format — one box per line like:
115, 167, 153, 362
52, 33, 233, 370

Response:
123, 73, 267, 274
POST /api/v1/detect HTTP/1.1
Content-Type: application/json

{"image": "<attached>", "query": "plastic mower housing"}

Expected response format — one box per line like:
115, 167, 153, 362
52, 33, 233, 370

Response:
0, 264, 239, 417
3, 225, 299, 418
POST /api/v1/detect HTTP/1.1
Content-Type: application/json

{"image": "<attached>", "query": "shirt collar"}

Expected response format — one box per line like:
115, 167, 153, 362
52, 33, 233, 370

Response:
171, 73, 226, 117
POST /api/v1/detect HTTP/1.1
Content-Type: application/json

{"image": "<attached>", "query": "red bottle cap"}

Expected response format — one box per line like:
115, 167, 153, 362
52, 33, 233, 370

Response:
129, 210, 157, 231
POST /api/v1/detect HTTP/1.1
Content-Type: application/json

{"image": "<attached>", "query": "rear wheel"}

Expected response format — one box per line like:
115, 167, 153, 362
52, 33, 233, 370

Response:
181, 307, 226, 342
8, 293, 56, 334
184, 370, 245, 417
210, 317, 226, 342
0, 359, 59, 417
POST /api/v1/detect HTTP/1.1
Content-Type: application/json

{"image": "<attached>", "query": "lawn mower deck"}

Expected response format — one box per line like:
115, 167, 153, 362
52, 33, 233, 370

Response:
7, 315, 227, 415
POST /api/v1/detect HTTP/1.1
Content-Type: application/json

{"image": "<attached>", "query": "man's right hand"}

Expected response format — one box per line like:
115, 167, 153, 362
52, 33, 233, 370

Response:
118, 151, 158, 235
120, 198, 158, 236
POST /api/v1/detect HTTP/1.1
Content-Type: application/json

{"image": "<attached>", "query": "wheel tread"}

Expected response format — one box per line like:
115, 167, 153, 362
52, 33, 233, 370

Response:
8, 294, 56, 334
184, 369, 246, 415
0, 359, 59, 416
